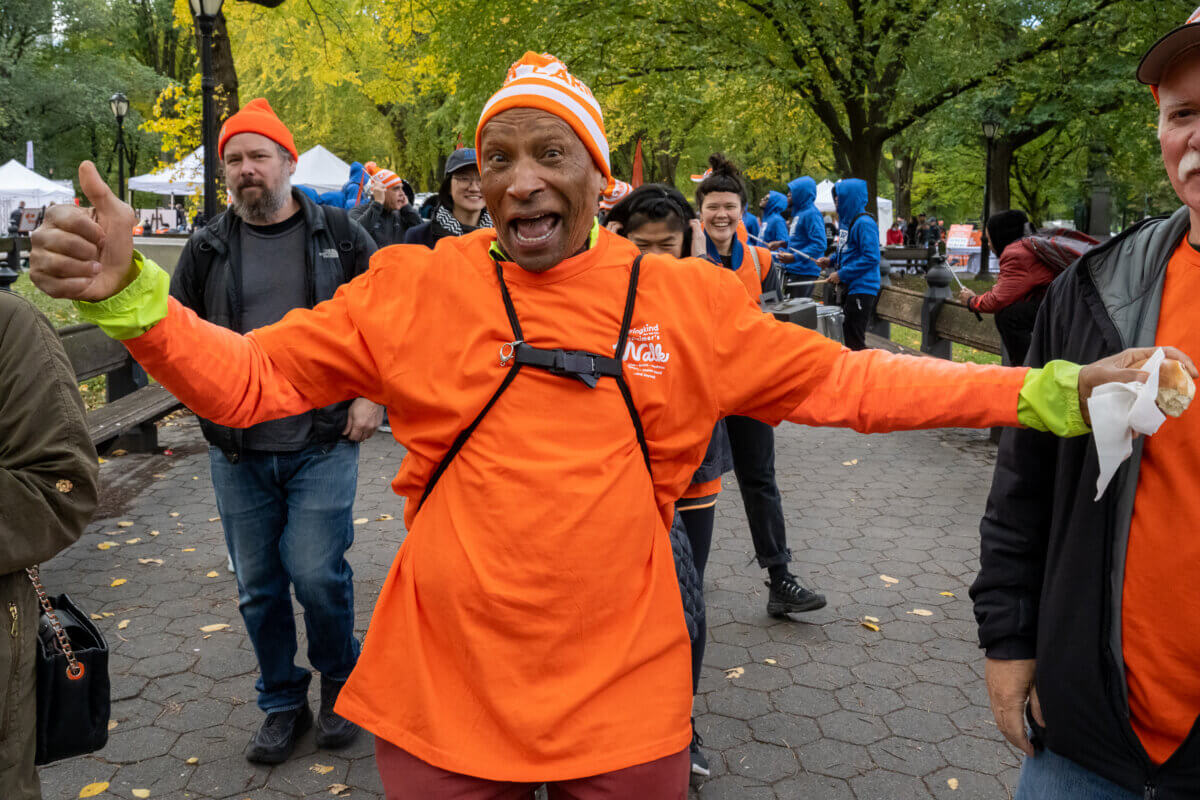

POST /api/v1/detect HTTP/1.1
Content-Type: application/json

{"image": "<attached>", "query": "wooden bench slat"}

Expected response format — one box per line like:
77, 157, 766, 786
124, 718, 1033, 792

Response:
86, 384, 181, 445
59, 324, 130, 382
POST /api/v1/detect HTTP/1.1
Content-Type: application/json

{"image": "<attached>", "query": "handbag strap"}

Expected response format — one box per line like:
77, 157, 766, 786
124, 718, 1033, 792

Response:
25, 566, 84, 680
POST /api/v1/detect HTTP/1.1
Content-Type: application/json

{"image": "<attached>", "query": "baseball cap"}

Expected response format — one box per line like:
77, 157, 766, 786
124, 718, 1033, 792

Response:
445, 148, 478, 177
1137, 5, 1200, 85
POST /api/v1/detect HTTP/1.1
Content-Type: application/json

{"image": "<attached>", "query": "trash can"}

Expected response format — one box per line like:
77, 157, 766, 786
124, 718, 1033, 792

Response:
816, 305, 844, 345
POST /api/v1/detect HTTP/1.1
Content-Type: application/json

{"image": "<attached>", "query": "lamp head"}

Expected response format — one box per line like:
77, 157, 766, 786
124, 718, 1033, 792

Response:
189, 0, 225, 18
110, 92, 129, 121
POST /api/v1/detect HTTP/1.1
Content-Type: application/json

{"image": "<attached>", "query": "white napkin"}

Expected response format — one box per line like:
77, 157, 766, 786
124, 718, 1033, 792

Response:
1088, 347, 1167, 500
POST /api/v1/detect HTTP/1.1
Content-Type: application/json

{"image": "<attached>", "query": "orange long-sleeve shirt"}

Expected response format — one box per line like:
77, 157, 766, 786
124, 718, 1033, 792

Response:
121, 228, 1026, 780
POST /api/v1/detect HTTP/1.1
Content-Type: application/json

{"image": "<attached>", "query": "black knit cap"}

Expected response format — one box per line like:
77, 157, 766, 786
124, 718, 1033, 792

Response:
986, 209, 1029, 256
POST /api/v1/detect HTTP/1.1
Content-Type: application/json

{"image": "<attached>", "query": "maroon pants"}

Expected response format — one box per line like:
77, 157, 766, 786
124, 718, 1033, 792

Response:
375, 737, 689, 799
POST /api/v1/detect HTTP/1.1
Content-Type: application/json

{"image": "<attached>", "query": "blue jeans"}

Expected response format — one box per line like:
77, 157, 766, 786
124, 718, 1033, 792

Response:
210, 442, 362, 712
1016, 748, 1139, 800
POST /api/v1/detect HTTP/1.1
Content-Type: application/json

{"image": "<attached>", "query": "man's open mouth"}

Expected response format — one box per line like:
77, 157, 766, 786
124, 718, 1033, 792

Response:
512, 214, 561, 245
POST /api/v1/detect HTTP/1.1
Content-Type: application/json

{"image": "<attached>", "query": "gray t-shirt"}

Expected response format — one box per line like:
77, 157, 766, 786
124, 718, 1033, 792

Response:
239, 210, 314, 451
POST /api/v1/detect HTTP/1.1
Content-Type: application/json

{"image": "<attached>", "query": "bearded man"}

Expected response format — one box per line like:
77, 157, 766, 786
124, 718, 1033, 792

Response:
972, 9, 1200, 798
164, 98, 382, 764
30, 55, 1183, 797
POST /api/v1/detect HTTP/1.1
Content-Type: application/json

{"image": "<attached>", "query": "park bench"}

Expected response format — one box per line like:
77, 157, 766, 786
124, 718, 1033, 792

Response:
883, 243, 938, 273
0, 236, 30, 291
58, 323, 181, 454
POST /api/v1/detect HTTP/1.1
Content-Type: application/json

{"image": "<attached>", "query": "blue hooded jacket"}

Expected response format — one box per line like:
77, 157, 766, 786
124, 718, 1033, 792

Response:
326, 161, 370, 209
742, 211, 761, 240
785, 177, 826, 277
830, 178, 880, 297
760, 190, 789, 252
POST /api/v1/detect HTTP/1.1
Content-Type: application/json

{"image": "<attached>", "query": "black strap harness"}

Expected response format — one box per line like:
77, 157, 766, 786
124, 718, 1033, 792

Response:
417, 254, 651, 511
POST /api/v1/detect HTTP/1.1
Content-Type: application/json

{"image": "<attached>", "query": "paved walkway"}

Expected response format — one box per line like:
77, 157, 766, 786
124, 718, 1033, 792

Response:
37, 415, 1021, 800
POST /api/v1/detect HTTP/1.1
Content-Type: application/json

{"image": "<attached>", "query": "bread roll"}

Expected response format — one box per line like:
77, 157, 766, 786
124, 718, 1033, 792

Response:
1132, 357, 1195, 417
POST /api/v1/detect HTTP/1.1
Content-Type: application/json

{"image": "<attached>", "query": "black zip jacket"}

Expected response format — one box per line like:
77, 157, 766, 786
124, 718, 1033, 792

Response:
169, 189, 377, 461
349, 199, 422, 248
971, 207, 1199, 798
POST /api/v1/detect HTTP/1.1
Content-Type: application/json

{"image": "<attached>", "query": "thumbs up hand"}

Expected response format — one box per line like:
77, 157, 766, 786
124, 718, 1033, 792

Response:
30, 161, 138, 302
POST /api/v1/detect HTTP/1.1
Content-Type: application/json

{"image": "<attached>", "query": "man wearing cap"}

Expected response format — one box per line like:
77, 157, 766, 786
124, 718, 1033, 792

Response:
167, 98, 381, 764
28, 53, 1180, 796
972, 10, 1200, 798
404, 148, 492, 248
350, 167, 421, 248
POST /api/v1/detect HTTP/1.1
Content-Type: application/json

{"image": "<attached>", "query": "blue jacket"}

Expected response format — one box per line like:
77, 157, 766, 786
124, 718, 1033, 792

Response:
760, 191, 789, 251
324, 161, 370, 210
830, 178, 880, 297
742, 211, 761, 240
786, 177, 825, 277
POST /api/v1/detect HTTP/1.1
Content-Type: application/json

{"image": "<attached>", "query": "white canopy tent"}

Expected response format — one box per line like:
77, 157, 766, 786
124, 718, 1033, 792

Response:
293, 145, 350, 194
0, 159, 75, 222
128, 147, 205, 196
814, 179, 893, 246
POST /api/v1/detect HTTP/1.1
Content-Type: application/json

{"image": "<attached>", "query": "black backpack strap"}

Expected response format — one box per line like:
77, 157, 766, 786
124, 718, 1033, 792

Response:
417, 254, 651, 512
321, 206, 360, 283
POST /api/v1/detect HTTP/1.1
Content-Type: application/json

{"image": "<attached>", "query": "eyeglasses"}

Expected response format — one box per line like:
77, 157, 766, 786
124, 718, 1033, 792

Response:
451, 172, 481, 186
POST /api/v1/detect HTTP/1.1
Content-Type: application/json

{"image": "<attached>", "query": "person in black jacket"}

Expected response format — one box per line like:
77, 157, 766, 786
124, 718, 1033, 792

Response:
404, 148, 492, 248
349, 168, 422, 247
170, 99, 380, 766
972, 25, 1200, 799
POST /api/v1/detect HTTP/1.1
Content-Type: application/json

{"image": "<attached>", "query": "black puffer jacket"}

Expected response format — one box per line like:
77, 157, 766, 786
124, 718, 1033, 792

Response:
971, 207, 1199, 798
350, 200, 422, 248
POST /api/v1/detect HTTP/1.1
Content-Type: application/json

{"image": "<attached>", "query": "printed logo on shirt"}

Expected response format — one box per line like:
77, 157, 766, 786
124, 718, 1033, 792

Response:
836, 229, 849, 249
319, 248, 340, 259
616, 323, 671, 380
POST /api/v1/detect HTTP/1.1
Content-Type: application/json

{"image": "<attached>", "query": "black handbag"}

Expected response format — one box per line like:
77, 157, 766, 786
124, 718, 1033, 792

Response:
26, 566, 110, 765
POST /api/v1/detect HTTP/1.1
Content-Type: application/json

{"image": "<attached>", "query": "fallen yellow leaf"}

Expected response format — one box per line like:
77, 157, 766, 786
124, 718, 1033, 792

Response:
939, 591, 956, 597
56, 479, 74, 493
199, 623, 229, 633
152, 473, 166, 478
107, 720, 118, 730
169, 512, 180, 517
192, 476, 198, 480
330, 784, 350, 796
90, 614, 103, 621
207, 517, 220, 522
879, 575, 899, 585
97, 542, 117, 551
206, 571, 219, 578
907, 609, 934, 617
117, 521, 133, 528
101, 612, 114, 618
864, 615, 880, 623
149, 530, 160, 536
841, 459, 859, 466
97, 457, 108, 464
111, 449, 127, 457
125, 538, 141, 545
132, 790, 150, 799
353, 518, 368, 525
117, 619, 130, 630
764, 658, 777, 665
310, 763, 335, 775
182, 548, 196, 552
724, 667, 745, 679
185, 756, 199, 764
79, 783, 109, 798
861, 621, 881, 632
138, 558, 163, 565
947, 777, 959, 790
377, 514, 394, 521
110, 579, 127, 587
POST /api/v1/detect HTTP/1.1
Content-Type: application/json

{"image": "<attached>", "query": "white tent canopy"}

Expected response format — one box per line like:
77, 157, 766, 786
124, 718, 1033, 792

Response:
815, 179, 894, 246
0, 159, 75, 221
128, 147, 205, 196
293, 145, 350, 194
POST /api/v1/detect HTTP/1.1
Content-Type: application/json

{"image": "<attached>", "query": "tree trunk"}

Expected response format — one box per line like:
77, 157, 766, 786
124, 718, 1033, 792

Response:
211, 13, 240, 123
843, 136, 883, 217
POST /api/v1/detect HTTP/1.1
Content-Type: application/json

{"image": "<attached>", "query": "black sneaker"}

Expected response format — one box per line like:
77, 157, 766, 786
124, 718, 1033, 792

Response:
245, 705, 312, 764
689, 720, 710, 778
315, 676, 361, 749
767, 574, 827, 616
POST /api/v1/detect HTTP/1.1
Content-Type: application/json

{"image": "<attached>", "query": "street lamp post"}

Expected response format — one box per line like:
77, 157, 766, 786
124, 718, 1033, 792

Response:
980, 117, 1000, 278
109, 92, 129, 202
190, 0, 225, 221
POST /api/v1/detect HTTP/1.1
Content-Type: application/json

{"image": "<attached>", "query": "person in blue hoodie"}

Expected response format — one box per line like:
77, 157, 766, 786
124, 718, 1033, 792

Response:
818, 178, 881, 351
742, 209, 761, 240
778, 177, 827, 298
759, 190, 789, 252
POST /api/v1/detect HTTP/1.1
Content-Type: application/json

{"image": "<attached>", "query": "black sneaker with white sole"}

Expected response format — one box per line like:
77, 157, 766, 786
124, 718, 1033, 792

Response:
245, 705, 312, 764
767, 573, 827, 616
690, 719, 710, 778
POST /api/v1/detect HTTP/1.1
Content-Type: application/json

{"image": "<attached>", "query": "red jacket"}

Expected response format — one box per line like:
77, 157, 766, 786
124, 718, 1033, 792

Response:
886, 227, 904, 246
968, 239, 1057, 314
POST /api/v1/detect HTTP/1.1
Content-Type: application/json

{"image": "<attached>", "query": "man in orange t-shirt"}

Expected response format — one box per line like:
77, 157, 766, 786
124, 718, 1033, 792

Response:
973, 15, 1200, 799
31, 53, 1164, 798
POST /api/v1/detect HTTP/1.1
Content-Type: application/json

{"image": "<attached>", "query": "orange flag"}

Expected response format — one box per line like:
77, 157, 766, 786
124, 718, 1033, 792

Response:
631, 138, 644, 188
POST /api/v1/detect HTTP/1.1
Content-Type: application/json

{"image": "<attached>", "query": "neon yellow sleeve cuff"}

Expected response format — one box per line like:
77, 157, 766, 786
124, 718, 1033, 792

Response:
73, 252, 171, 340
1017, 360, 1090, 437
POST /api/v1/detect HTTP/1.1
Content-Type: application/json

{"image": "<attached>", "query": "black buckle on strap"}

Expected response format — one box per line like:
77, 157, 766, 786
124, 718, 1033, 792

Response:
514, 344, 620, 389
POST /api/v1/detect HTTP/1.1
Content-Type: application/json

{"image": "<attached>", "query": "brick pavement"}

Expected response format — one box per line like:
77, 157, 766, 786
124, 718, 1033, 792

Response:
36, 414, 1022, 800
